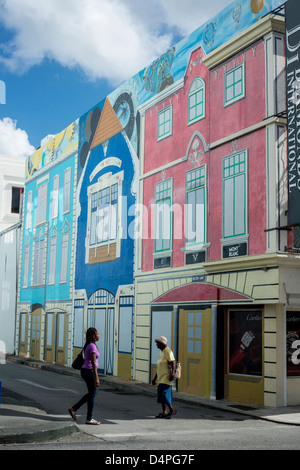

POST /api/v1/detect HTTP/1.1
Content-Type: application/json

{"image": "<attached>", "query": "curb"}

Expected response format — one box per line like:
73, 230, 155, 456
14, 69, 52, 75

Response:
0, 422, 79, 445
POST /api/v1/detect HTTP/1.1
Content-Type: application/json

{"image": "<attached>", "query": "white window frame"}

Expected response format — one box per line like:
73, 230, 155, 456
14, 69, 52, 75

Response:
224, 62, 245, 107
188, 77, 205, 124
63, 168, 71, 214
222, 150, 247, 239
85, 170, 124, 263
26, 191, 32, 230
23, 245, 30, 288
52, 175, 59, 219
32, 238, 45, 286
185, 166, 206, 248
154, 178, 172, 253
48, 235, 57, 285
36, 182, 47, 225
157, 105, 172, 141
60, 231, 69, 284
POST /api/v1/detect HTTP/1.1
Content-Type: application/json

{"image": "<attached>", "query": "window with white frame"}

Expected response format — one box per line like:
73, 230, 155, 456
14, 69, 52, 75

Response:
48, 233, 57, 285
185, 166, 206, 247
63, 168, 71, 214
157, 105, 172, 141
36, 183, 47, 225
60, 230, 69, 283
154, 179, 172, 253
91, 184, 118, 245
224, 63, 245, 106
86, 171, 123, 264
223, 150, 247, 238
52, 175, 59, 219
33, 238, 45, 286
188, 77, 205, 124
74, 299, 85, 349
23, 245, 30, 288
26, 191, 32, 230
11, 186, 24, 214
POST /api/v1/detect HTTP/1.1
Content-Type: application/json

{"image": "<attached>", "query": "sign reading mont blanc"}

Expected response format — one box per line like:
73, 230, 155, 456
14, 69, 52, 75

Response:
286, 0, 300, 226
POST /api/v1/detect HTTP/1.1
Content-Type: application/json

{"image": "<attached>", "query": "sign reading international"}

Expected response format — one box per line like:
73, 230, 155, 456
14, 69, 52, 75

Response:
286, 0, 300, 226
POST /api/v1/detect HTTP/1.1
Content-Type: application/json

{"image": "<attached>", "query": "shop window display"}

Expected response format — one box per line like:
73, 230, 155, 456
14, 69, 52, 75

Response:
229, 310, 262, 376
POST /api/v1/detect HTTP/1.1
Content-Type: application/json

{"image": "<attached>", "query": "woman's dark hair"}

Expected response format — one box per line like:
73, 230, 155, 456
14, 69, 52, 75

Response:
84, 327, 97, 350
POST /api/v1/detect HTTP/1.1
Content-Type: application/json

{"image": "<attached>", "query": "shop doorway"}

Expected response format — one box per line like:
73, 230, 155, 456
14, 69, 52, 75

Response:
88, 289, 115, 375
45, 313, 55, 363
19, 312, 28, 357
30, 307, 42, 360
178, 308, 212, 397
225, 309, 264, 405
44, 312, 67, 365
118, 296, 134, 379
150, 308, 175, 380
56, 313, 67, 365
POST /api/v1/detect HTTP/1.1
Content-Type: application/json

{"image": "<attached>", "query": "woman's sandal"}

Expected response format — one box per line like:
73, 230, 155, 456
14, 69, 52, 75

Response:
85, 418, 100, 425
68, 408, 77, 422
166, 409, 177, 419
155, 413, 168, 419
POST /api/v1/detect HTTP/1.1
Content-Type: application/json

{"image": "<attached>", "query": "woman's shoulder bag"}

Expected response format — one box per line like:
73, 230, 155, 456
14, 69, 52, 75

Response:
72, 349, 84, 370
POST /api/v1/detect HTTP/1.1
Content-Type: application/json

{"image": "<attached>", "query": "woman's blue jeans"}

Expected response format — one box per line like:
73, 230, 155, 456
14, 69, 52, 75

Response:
72, 368, 97, 421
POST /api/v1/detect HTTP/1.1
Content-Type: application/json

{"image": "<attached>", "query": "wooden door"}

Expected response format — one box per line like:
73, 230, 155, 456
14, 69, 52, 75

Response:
44, 313, 55, 363
56, 313, 67, 365
30, 309, 41, 360
19, 313, 28, 357
178, 308, 212, 397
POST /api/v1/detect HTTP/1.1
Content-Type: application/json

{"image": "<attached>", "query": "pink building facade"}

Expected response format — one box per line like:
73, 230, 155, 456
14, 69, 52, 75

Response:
134, 12, 300, 408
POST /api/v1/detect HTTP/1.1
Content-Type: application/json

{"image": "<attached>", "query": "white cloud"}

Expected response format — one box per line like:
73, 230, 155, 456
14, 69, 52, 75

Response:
0, 0, 172, 85
0, 0, 234, 84
0, 117, 35, 158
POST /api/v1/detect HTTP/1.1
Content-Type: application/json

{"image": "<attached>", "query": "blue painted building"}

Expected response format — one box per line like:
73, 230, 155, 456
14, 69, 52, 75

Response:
73, 82, 139, 378
17, 121, 78, 365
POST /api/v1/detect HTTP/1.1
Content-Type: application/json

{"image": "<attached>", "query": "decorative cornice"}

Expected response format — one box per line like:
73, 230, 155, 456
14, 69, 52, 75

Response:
203, 14, 285, 70
202, 253, 300, 274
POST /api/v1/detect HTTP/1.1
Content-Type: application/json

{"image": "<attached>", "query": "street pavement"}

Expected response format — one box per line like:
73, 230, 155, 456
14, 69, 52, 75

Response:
1, 355, 300, 444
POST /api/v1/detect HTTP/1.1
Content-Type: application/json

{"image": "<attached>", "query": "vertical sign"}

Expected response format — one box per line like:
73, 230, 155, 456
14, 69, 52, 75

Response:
286, 0, 300, 226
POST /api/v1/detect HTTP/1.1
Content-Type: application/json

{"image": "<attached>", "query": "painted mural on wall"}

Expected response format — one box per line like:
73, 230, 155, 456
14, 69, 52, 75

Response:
74, 80, 139, 377
135, 0, 285, 105
18, 120, 78, 364
26, 121, 78, 180
16, 0, 287, 375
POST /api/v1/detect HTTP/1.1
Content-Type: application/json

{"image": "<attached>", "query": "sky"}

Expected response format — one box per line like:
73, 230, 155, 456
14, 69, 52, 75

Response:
0, 0, 284, 159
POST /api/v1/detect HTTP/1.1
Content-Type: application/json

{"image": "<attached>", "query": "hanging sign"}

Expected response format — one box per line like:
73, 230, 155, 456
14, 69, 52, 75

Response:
286, 0, 300, 226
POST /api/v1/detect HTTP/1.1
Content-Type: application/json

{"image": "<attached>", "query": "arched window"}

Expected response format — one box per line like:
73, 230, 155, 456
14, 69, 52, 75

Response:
188, 77, 205, 124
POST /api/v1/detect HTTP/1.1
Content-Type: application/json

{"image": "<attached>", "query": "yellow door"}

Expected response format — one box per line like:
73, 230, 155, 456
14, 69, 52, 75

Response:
44, 313, 55, 363
19, 313, 28, 357
30, 309, 41, 360
178, 308, 212, 397
56, 313, 66, 365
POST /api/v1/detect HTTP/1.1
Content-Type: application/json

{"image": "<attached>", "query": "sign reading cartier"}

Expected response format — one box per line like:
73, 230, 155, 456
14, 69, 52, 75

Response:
286, 0, 300, 226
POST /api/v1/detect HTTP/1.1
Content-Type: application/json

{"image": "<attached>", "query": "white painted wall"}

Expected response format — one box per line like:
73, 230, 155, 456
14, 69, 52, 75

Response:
0, 224, 20, 355
0, 154, 25, 232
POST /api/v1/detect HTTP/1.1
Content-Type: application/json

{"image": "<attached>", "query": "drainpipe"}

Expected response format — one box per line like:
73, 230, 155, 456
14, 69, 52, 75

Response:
283, 304, 287, 407
210, 304, 217, 400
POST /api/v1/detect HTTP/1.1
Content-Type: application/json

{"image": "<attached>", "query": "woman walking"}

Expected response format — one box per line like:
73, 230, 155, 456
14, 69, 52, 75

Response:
68, 327, 100, 425
152, 336, 177, 419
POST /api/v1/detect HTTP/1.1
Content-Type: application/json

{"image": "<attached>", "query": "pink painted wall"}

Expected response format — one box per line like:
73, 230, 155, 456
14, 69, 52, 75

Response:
142, 40, 268, 272
209, 41, 266, 143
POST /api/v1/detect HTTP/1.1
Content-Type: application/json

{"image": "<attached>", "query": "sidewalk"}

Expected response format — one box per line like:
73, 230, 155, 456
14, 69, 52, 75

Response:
1, 355, 300, 444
